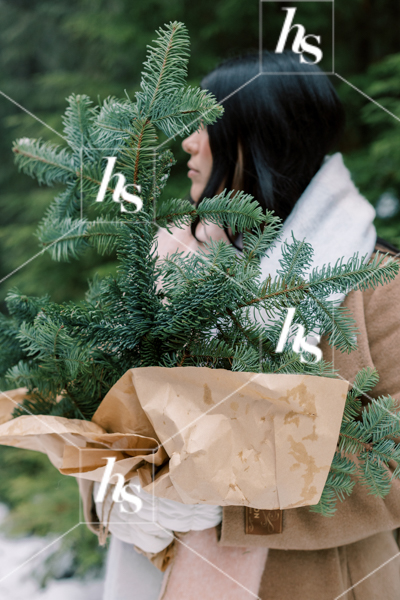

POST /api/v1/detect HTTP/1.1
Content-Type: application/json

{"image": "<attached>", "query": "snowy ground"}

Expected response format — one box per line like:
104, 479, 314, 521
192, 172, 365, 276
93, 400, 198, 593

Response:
0, 504, 104, 600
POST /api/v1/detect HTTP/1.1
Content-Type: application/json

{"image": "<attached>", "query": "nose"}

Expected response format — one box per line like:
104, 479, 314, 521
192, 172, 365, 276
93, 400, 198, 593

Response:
182, 132, 199, 155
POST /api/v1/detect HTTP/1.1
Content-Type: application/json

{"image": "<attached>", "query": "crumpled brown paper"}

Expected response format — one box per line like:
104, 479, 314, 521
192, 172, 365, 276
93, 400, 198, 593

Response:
0, 368, 349, 509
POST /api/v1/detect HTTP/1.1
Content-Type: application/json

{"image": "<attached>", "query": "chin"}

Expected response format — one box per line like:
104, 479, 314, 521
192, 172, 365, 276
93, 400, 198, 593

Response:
190, 186, 202, 204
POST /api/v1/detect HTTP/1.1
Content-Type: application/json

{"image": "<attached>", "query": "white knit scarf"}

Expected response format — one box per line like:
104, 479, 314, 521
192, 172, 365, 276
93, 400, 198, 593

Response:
259, 152, 377, 305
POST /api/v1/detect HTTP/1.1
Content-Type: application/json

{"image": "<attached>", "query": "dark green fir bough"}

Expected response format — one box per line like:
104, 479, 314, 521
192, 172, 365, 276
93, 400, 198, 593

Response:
1, 22, 399, 516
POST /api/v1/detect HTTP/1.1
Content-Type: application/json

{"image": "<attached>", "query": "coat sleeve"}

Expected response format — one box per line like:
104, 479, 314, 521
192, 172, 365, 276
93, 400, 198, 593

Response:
218, 262, 400, 550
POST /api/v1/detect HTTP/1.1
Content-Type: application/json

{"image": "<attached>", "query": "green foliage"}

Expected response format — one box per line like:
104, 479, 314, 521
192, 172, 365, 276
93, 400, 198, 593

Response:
311, 368, 400, 516
341, 53, 400, 248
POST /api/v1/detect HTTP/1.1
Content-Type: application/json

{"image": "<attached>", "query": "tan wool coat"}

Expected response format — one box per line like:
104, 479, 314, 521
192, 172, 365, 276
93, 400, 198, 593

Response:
79, 241, 400, 600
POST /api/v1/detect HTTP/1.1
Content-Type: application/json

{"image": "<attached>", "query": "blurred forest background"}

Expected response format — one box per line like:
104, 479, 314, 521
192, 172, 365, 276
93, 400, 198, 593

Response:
0, 0, 399, 586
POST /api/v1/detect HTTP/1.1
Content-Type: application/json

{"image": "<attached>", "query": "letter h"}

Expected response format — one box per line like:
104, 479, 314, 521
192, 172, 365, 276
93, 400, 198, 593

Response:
95, 456, 125, 503
275, 8, 306, 55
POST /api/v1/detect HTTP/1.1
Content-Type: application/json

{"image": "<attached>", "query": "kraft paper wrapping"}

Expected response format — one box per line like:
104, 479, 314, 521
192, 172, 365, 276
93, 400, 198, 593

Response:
0, 368, 349, 509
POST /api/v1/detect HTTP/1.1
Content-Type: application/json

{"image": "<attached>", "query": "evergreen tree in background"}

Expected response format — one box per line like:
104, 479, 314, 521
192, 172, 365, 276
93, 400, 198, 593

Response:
1, 22, 400, 517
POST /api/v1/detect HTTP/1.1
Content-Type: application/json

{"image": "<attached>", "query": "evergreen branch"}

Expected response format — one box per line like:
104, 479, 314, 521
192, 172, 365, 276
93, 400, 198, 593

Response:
348, 367, 380, 402
41, 182, 81, 221
13, 139, 75, 185
118, 119, 158, 186
150, 86, 223, 137
155, 197, 195, 228
138, 22, 190, 115
358, 456, 392, 498
62, 94, 98, 152
242, 213, 282, 264
196, 190, 265, 233
308, 251, 399, 296
37, 217, 129, 261
37, 218, 90, 261
277, 235, 314, 279
237, 279, 309, 309
339, 432, 374, 453
93, 97, 138, 149
307, 292, 358, 353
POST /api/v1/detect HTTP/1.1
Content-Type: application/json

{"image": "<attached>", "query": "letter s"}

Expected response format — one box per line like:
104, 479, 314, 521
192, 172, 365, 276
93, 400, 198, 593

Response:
300, 35, 323, 65
121, 183, 143, 213
119, 482, 144, 514
300, 334, 322, 363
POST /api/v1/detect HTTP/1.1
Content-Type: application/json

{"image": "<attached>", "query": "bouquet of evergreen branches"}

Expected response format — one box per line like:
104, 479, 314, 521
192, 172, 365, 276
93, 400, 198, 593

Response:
0, 22, 400, 516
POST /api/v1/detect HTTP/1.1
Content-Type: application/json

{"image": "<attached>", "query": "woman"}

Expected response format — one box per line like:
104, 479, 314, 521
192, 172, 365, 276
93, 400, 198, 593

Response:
81, 51, 400, 599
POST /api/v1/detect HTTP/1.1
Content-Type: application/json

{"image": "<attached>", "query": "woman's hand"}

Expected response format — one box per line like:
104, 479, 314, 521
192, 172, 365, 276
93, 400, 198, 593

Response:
155, 222, 230, 261
93, 477, 222, 553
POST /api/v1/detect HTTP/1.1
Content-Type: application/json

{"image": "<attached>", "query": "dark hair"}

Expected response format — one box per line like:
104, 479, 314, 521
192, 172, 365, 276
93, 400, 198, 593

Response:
191, 51, 345, 244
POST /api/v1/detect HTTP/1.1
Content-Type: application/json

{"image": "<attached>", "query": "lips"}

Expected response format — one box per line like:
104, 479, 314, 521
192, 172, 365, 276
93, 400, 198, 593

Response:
187, 162, 200, 178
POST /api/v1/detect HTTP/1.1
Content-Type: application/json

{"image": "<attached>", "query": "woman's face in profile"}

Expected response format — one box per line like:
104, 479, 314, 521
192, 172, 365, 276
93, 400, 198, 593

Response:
182, 124, 213, 203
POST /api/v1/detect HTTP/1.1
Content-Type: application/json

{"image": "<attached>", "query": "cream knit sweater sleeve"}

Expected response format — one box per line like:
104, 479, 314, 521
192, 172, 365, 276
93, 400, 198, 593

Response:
93, 477, 222, 554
